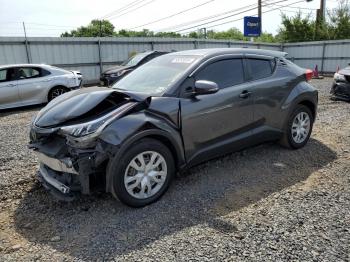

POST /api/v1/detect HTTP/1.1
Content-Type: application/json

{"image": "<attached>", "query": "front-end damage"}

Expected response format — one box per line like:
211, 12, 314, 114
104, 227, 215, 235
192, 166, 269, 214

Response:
28, 87, 183, 200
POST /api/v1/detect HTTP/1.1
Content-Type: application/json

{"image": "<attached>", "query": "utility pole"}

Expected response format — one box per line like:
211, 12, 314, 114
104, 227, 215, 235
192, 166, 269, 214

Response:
201, 27, 207, 39
320, 0, 326, 20
99, 20, 102, 37
22, 22, 28, 39
22, 22, 31, 63
258, 0, 262, 32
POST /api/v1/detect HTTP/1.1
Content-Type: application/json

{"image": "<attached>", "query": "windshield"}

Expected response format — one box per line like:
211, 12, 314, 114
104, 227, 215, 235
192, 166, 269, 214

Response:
121, 53, 149, 66
112, 55, 200, 95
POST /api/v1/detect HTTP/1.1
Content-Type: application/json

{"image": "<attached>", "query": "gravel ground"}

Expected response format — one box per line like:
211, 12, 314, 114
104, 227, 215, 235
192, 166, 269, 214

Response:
0, 78, 349, 261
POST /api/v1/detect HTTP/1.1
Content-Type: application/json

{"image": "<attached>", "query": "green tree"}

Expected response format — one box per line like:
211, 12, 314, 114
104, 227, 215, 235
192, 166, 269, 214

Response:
277, 12, 316, 42
328, 0, 350, 39
255, 32, 278, 43
61, 20, 115, 37
207, 28, 245, 40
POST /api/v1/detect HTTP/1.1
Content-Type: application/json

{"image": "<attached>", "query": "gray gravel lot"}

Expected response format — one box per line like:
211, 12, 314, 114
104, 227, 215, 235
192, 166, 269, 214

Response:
0, 78, 349, 261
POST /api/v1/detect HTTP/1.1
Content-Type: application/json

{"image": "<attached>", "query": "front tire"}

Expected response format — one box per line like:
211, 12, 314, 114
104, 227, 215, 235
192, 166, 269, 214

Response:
108, 138, 175, 207
280, 105, 314, 149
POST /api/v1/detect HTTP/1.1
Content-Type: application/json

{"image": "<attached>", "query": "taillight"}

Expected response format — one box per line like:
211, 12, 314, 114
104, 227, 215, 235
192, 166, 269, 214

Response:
305, 69, 313, 82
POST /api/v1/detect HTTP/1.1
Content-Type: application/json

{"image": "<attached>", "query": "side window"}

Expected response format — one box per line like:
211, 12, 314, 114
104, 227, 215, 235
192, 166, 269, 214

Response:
247, 58, 275, 80
140, 54, 156, 64
17, 67, 41, 80
0, 69, 7, 82
0, 68, 16, 83
41, 68, 51, 77
195, 59, 244, 89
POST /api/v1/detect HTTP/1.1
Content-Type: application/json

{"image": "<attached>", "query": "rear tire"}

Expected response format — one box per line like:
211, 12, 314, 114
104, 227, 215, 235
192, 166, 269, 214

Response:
48, 86, 68, 101
280, 105, 314, 149
108, 138, 175, 207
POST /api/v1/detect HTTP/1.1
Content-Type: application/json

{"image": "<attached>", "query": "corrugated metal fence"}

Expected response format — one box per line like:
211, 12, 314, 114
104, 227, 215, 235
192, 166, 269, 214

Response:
0, 37, 349, 83
283, 40, 350, 74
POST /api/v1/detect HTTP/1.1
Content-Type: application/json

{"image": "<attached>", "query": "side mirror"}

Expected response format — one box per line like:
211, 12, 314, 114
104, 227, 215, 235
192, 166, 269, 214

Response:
193, 80, 219, 95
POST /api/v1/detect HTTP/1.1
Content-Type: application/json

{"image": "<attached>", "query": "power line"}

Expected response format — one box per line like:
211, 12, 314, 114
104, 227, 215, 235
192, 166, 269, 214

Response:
128, 0, 217, 30
174, 0, 290, 33
102, 0, 157, 21
156, 2, 258, 32
272, 4, 317, 10
109, 0, 157, 20
101, 0, 147, 19
186, 0, 305, 31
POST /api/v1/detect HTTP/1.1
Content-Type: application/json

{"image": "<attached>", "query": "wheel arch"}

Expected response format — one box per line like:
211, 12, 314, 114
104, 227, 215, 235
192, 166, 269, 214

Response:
105, 129, 185, 193
298, 100, 316, 121
47, 85, 69, 102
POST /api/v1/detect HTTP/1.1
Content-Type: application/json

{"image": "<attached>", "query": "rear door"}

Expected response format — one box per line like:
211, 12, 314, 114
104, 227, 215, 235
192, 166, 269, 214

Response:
16, 66, 51, 105
180, 57, 255, 165
0, 67, 21, 109
244, 55, 287, 130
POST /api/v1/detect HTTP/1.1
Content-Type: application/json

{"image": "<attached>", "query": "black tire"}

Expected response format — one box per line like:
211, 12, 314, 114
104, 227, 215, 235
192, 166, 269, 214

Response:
108, 138, 175, 207
48, 86, 68, 101
279, 105, 314, 149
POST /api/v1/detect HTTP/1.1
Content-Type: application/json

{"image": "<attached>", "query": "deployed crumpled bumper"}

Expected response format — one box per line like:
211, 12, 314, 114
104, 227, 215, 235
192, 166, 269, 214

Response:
29, 129, 104, 200
331, 81, 350, 100
34, 149, 95, 200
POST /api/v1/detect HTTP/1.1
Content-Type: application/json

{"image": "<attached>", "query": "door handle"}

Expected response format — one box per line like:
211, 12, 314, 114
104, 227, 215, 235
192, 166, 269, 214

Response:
5, 83, 16, 87
239, 90, 251, 99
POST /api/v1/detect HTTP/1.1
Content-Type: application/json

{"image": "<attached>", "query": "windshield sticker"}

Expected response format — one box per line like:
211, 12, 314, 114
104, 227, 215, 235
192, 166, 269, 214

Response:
171, 57, 195, 64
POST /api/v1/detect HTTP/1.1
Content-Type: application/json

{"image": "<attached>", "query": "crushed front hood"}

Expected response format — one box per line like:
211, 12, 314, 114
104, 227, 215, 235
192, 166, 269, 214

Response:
103, 65, 131, 74
34, 87, 147, 128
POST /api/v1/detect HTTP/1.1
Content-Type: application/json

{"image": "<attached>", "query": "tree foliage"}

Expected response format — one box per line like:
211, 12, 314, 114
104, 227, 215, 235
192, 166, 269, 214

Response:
327, 0, 350, 39
277, 0, 350, 42
61, 20, 115, 37
61, 1, 350, 43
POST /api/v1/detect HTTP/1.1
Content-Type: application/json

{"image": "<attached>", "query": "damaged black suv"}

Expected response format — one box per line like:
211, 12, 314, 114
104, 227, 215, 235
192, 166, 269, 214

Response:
29, 48, 318, 207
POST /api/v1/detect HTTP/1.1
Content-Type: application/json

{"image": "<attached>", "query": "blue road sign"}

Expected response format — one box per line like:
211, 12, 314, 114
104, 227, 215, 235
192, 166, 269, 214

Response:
244, 16, 261, 37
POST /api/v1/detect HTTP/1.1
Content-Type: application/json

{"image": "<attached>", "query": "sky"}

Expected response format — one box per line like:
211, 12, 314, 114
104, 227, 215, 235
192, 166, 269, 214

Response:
0, 0, 339, 37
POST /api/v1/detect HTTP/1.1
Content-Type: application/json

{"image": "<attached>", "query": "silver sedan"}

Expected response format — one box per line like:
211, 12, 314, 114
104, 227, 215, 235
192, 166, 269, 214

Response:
0, 64, 82, 109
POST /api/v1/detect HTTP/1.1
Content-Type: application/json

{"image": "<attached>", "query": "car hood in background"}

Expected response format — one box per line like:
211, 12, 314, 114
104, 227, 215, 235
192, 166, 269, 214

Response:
103, 65, 133, 75
34, 87, 148, 128
339, 66, 350, 76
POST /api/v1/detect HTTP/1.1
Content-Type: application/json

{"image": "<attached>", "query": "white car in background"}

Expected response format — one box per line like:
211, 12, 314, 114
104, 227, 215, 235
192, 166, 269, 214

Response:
0, 64, 82, 109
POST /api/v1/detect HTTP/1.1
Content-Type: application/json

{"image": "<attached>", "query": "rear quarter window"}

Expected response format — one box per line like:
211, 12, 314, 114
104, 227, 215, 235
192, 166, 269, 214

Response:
247, 58, 275, 80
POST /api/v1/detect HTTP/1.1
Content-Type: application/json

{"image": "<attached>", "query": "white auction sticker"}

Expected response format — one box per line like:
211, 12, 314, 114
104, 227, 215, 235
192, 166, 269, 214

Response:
171, 57, 195, 64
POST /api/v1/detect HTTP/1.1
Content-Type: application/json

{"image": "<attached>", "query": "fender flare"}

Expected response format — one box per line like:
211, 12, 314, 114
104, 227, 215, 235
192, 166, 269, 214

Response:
281, 88, 317, 131
105, 128, 185, 193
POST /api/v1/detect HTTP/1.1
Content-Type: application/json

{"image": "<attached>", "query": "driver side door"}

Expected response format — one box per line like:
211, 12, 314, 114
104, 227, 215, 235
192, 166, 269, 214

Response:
180, 57, 255, 166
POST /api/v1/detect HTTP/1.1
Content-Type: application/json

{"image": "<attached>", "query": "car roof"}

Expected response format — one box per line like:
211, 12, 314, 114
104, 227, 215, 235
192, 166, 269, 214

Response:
0, 64, 53, 70
171, 48, 287, 58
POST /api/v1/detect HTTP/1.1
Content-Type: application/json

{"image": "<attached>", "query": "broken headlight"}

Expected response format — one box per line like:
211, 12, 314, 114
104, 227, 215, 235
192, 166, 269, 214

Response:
58, 102, 135, 143
110, 70, 126, 78
334, 72, 346, 82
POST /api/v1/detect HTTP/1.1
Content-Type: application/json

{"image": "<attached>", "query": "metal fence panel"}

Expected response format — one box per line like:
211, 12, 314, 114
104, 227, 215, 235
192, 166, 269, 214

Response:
1, 37, 349, 82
